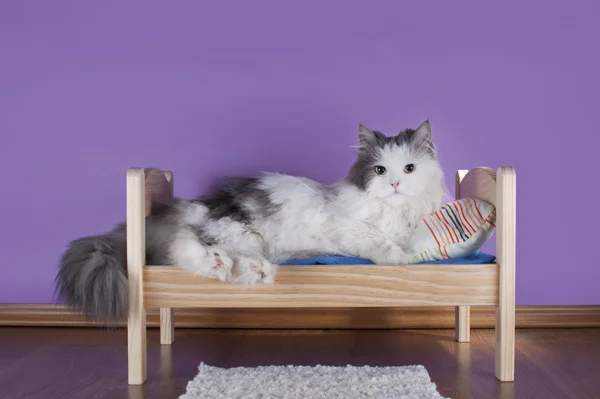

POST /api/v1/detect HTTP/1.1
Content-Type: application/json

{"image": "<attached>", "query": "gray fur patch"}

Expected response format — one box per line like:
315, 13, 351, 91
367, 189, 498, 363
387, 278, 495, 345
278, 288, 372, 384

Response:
54, 227, 129, 323
195, 177, 275, 224
144, 202, 184, 264
190, 224, 217, 246
396, 128, 436, 157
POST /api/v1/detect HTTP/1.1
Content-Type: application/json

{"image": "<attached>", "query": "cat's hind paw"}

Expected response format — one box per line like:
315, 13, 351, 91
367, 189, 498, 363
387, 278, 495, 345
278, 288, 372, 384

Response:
233, 256, 278, 285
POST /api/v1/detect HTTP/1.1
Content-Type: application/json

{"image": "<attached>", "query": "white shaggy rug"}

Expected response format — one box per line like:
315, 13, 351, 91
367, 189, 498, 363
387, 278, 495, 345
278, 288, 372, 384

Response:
179, 363, 449, 399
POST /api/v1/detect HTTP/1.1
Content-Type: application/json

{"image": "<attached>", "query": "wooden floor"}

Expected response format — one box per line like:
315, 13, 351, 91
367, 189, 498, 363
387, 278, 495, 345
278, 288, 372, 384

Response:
0, 327, 599, 399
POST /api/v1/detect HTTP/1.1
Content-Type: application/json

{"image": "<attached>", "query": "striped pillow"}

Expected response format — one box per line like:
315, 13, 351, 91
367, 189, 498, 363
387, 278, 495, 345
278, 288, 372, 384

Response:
408, 198, 496, 264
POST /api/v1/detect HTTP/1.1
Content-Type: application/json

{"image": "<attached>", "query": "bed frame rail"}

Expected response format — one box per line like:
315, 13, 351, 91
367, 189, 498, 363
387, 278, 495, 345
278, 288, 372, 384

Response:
143, 264, 500, 308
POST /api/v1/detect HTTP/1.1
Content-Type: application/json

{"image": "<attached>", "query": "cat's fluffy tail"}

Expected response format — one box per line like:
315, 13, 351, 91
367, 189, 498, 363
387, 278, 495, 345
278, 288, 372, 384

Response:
54, 226, 128, 323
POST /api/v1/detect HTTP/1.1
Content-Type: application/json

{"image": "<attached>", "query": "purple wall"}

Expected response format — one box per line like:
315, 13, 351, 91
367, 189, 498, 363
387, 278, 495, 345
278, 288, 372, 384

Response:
1, 1, 598, 305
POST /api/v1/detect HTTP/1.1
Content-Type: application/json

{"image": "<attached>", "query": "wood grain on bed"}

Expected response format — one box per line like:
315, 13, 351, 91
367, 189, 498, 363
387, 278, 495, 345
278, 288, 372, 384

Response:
495, 166, 517, 382
142, 264, 500, 308
159, 170, 175, 345
455, 169, 471, 343
127, 168, 147, 385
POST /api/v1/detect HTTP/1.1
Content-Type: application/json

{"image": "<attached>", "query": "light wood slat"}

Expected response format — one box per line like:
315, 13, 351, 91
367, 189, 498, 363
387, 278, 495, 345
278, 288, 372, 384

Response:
159, 308, 174, 344
455, 169, 471, 343
455, 306, 471, 342
159, 170, 175, 345
495, 166, 517, 382
143, 264, 500, 308
126, 168, 147, 385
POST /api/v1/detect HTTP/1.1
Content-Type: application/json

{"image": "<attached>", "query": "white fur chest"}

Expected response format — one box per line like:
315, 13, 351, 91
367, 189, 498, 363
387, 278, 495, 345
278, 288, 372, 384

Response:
331, 184, 417, 244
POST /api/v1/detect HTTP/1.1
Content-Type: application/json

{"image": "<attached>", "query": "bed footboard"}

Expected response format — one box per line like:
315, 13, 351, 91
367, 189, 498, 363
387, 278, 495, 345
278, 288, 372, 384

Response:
126, 166, 516, 385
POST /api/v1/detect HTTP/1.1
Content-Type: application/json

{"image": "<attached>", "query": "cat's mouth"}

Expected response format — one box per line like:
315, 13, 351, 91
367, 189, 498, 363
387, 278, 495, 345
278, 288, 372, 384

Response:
384, 191, 409, 204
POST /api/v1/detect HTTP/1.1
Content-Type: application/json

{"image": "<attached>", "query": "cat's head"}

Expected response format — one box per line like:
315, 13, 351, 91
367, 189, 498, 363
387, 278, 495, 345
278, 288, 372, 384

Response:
347, 120, 444, 206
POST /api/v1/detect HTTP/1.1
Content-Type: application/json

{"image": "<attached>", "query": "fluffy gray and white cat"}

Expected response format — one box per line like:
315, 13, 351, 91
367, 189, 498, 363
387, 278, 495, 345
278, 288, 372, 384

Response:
55, 121, 445, 322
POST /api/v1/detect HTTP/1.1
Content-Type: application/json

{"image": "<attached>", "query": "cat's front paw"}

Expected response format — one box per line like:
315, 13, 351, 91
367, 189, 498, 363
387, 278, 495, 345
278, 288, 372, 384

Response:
233, 256, 278, 285
371, 244, 410, 265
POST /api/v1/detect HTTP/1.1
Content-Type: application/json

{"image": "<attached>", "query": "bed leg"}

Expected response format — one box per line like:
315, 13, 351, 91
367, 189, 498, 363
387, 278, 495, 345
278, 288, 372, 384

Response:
455, 306, 470, 342
159, 171, 176, 345
453, 170, 471, 343
127, 169, 147, 385
495, 167, 516, 382
160, 308, 175, 344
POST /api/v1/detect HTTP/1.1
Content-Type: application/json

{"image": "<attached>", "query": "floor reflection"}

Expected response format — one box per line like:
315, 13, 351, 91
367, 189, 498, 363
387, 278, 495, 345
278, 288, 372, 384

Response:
454, 341, 472, 398
495, 379, 515, 399
127, 384, 147, 399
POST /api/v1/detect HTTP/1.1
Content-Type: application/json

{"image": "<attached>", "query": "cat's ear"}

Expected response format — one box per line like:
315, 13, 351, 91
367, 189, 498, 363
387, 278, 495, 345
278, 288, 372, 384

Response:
358, 124, 385, 147
411, 120, 432, 144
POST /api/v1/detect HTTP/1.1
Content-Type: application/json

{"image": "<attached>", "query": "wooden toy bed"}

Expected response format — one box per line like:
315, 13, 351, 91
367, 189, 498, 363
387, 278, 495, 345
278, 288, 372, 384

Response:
125, 166, 516, 385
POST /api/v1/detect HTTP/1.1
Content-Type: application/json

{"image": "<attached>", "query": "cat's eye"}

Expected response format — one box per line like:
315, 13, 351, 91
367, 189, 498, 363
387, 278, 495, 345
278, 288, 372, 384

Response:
374, 165, 387, 175
404, 164, 415, 173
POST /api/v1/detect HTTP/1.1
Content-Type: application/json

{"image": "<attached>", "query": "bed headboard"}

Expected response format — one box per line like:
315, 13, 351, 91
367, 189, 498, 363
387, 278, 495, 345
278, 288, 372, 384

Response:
456, 167, 497, 207
143, 168, 174, 217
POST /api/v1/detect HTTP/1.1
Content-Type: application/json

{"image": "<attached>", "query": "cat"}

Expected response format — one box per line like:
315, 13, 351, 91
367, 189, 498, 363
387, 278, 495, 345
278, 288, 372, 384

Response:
55, 120, 445, 322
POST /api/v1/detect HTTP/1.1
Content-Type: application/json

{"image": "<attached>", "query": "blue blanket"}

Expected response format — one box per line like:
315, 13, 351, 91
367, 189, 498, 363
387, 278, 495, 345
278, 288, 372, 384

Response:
281, 251, 495, 265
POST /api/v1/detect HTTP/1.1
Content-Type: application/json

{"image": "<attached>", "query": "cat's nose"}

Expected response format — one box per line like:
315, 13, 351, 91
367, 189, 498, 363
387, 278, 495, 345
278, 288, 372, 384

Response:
391, 182, 400, 189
